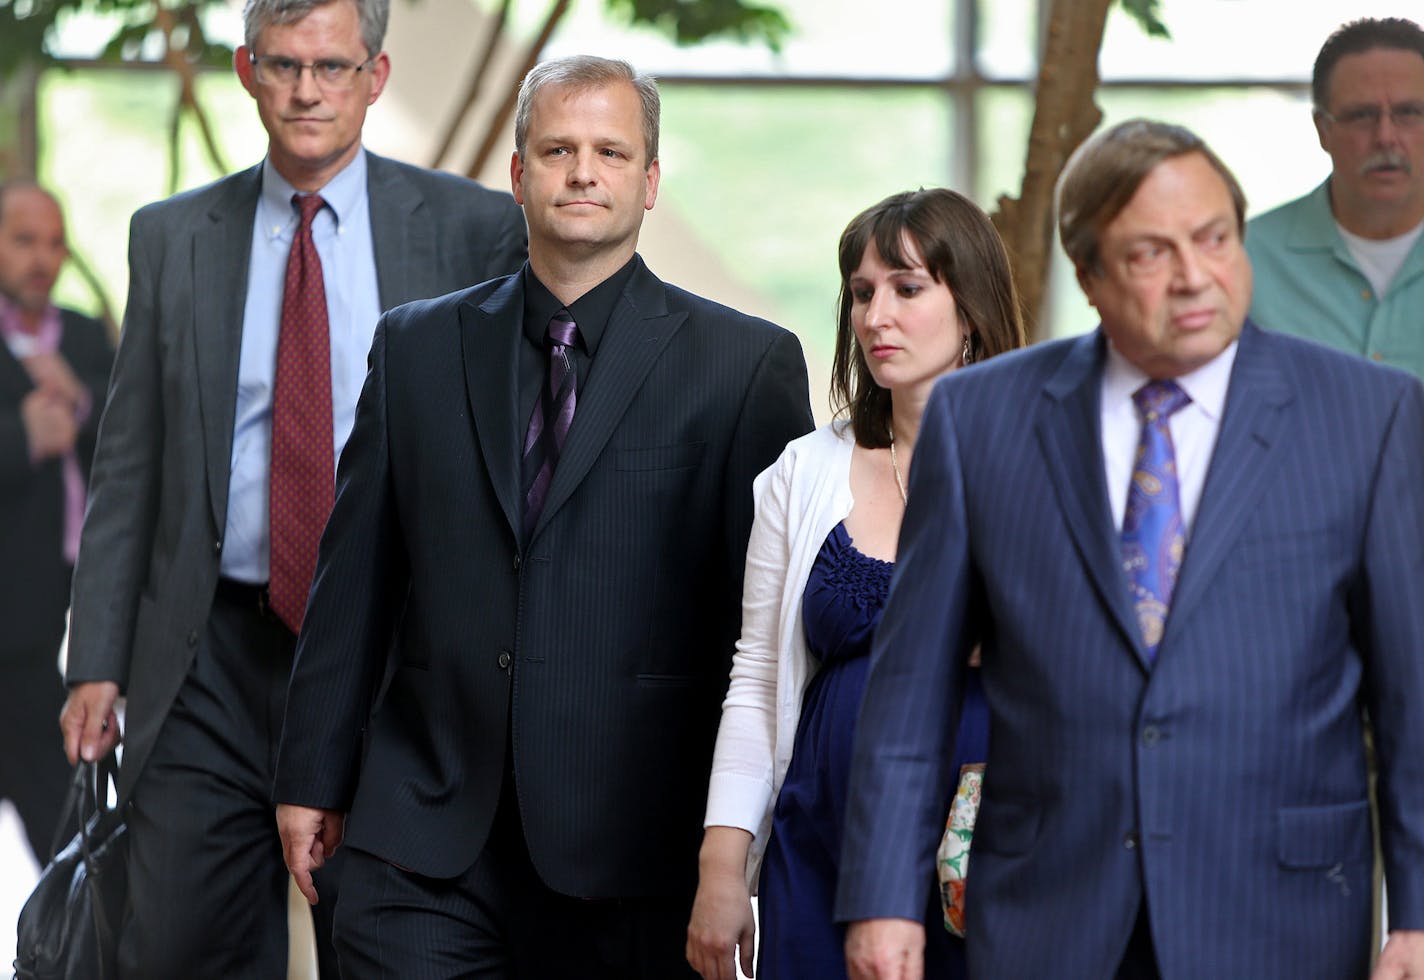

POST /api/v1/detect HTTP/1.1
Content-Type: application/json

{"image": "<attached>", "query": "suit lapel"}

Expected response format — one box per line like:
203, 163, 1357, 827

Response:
463, 276, 524, 542
532, 260, 686, 540
367, 153, 431, 311
192, 166, 260, 537
1163, 324, 1293, 646
0, 339, 30, 395
1036, 331, 1148, 663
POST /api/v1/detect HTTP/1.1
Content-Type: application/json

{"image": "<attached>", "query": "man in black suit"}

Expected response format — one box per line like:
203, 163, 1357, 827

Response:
274, 54, 814, 978
0, 181, 112, 866
57, 0, 526, 973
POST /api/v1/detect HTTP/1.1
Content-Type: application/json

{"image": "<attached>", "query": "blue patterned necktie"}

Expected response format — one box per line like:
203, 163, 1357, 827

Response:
1121, 379, 1192, 660
522, 309, 580, 536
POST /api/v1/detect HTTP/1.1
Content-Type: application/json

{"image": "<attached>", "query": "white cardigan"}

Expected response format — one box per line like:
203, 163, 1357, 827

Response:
703, 421, 857, 886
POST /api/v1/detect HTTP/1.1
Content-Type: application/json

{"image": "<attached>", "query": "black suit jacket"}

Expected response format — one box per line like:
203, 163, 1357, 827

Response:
0, 309, 113, 655
66, 153, 527, 803
275, 258, 814, 898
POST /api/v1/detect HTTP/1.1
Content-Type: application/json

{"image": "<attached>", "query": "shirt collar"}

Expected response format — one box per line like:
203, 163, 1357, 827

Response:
0, 292, 61, 354
257, 149, 367, 240
1102, 333, 1238, 423
520, 256, 638, 357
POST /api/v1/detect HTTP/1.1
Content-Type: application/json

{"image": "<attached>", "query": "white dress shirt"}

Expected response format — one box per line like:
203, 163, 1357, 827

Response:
1100, 338, 1238, 536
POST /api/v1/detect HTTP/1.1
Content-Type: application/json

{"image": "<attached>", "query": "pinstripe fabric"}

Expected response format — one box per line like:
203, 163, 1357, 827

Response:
274, 256, 814, 902
836, 322, 1424, 979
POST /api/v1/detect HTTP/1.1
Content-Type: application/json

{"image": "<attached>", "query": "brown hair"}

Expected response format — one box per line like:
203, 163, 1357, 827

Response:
1313, 18, 1424, 110
830, 188, 1026, 448
1057, 118, 1246, 277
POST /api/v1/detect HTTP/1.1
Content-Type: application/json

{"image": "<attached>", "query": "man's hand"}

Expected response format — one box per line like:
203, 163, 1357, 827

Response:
277, 803, 346, 905
845, 918, 925, 980
1374, 930, 1424, 979
59, 680, 121, 765
25, 351, 87, 410
22, 389, 78, 460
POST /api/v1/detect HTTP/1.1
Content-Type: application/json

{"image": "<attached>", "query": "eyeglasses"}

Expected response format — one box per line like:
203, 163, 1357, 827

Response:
249, 53, 375, 90
1319, 102, 1424, 133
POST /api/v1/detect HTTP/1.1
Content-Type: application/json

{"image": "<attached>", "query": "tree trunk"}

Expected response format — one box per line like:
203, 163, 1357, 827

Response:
991, 0, 1114, 341
0, 62, 41, 180
464, 0, 571, 179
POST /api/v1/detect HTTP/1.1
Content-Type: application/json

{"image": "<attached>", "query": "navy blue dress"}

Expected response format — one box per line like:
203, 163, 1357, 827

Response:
757, 521, 989, 980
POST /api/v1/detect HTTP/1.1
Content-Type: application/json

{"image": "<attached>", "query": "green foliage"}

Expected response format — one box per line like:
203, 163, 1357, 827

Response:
0, 0, 62, 77
0, 0, 233, 79
1119, 0, 1169, 39
604, 0, 792, 52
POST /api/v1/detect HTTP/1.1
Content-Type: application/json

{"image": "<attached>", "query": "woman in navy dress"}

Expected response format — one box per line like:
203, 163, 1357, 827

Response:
687, 189, 1026, 980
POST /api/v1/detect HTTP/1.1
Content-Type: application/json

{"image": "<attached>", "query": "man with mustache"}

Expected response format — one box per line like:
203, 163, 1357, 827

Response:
1248, 17, 1424, 379
57, 0, 527, 974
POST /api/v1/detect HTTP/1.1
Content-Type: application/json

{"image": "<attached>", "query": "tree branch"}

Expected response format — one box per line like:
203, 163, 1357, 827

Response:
465, 0, 571, 179
428, 0, 511, 170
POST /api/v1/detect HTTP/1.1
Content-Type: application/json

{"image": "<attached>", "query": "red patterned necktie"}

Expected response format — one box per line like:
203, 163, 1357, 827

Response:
268, 193, 334, 633
521, 309, 580, 537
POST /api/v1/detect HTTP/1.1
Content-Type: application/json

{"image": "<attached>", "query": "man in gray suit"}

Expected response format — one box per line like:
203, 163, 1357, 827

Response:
56, 0, 526, 974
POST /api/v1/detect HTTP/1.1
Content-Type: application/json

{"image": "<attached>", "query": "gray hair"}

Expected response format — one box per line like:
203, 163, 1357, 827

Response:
514, 55, 661, 167
242, 0, 389, 57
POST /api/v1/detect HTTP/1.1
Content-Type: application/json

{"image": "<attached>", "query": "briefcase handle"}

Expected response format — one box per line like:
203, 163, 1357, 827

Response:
48, 751, 120, 866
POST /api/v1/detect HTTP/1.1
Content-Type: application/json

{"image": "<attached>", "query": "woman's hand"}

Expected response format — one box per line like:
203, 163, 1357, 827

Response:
686, 826, 757, 979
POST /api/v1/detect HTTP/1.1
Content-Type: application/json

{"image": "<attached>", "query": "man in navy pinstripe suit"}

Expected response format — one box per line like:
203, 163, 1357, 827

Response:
836, 119, 1424, 979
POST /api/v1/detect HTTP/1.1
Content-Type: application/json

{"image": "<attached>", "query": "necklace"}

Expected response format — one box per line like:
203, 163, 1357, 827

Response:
889, 436, 908, 505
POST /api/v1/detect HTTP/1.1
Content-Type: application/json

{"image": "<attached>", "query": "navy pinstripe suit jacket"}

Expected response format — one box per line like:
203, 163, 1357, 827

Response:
274, 256, 813, 898
838, 322, 1424, 978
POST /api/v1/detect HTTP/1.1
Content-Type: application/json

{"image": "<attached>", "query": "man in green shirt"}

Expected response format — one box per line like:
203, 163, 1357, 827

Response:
1247, 17, 1424, 380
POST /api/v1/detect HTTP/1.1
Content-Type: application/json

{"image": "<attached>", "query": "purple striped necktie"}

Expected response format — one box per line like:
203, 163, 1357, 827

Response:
1121, 379, 1191, 661
522, 309, 580, 535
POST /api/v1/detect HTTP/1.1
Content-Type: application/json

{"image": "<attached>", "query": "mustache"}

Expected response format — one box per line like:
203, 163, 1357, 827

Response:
1360, 151, 1412, 176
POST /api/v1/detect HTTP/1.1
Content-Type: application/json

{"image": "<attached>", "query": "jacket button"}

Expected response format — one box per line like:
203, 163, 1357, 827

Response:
213, 538, 222, 554
1123, 831, 1139, 850
187, 630, 200, 647
1141, 725, 1161, 747
497, 651, 512, 670
512, 554, 521, 572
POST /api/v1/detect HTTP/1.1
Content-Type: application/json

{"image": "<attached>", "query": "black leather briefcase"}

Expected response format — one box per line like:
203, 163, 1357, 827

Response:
13, 753, 128, 980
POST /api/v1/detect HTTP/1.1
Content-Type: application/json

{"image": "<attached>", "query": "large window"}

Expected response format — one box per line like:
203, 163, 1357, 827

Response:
28, 0, 1406, 376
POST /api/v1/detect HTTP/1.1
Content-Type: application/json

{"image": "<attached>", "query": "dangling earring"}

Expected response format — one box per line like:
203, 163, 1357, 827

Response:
962, 335, 974, 366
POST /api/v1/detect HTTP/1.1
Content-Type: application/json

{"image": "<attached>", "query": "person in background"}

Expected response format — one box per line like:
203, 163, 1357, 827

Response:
0, 180, 113, 866
56, 0, 527, 972
838, 119, 1424, 980
687, 188, 1025, 980
272, 55, 813, 978
1248, 17, 1424, 379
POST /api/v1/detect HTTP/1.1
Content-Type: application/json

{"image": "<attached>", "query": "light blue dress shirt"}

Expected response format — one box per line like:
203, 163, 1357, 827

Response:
222, 152, 382, 582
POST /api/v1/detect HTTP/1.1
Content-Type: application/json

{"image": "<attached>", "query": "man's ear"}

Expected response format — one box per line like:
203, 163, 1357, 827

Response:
235, 46, 258, 98
364, 51, 391, 105
510, 151, 525, 206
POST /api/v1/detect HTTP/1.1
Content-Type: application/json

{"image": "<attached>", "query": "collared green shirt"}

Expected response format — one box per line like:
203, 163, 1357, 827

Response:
1246, 179, 1424, 381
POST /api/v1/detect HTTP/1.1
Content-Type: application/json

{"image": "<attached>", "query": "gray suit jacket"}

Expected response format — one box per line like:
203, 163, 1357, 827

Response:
66, 151, 527, 803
